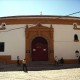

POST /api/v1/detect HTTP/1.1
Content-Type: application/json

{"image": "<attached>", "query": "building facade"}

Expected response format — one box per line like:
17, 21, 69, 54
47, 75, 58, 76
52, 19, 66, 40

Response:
0, 15, 80, 64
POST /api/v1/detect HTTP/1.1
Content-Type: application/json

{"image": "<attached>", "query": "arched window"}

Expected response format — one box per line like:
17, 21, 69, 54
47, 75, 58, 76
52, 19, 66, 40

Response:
74, 34, 79, 41
73, 23, 77, 29
75, 50, 79, 57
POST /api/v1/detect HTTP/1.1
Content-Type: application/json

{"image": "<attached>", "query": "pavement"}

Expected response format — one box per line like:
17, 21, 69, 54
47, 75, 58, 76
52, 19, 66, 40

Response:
0, 63, 80, 80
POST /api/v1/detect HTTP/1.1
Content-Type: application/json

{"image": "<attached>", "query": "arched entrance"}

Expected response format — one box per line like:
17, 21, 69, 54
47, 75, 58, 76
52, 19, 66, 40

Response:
25, 24, 54, 63
31, 37, 48, 61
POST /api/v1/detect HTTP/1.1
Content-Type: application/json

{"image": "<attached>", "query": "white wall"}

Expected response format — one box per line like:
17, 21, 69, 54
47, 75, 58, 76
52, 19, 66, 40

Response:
53, 24, 80, 59
30, 24, 80, 59
0, 23, 80, 60
0, 24, 26, 60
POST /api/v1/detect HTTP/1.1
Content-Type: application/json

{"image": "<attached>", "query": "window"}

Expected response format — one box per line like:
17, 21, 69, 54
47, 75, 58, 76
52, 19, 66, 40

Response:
75, 50, 79, 57
73, 23, 77, 29
74, 34, 79, 41
0, 42, 5, 52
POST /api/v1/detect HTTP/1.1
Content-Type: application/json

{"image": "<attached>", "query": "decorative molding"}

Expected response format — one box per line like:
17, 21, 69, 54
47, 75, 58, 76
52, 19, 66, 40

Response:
49, 50, 54, 53
0, 16, 80, 20
38, 31, 41, 36
36, 23, 42, 27
0, 23, 6, 30
73, 28, 80, 30
26, 24, 28, 28
26, 50, 30, 53
0, 27, 6, 30
74, 40, 79, 42
25, 24, 54, 63
73, 23, 80, 30
73, 23, 77, 28
50, 24, 53, 28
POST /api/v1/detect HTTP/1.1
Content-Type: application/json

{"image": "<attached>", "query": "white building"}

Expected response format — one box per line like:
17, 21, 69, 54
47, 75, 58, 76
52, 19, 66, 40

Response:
0, 15, 80, 64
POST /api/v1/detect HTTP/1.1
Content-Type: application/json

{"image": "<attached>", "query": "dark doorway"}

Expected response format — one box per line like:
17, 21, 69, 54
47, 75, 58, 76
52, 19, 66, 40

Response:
31, 37, 48, 61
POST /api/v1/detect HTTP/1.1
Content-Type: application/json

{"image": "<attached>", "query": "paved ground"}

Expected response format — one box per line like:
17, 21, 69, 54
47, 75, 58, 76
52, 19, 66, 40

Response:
0, 63, 80, 80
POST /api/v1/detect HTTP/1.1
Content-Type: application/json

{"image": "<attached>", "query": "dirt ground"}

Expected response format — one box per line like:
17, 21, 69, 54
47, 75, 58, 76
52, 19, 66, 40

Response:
0, 64, 80, 80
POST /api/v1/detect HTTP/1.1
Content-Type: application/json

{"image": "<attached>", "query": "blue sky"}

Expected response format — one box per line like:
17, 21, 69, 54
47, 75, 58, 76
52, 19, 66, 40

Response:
0, 0, 80, 17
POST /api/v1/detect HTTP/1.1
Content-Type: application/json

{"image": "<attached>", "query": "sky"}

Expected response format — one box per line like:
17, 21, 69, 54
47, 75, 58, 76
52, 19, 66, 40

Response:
0, 0, 80, 17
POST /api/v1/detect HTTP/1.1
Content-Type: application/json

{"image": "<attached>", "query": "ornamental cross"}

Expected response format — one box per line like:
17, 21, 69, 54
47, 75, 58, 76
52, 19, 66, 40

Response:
40, 11, 42, 15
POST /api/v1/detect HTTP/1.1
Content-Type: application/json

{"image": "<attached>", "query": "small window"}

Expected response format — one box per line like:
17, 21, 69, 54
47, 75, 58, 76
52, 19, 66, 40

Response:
75, 50, 79, 57
0, 42, 5, 52
73, 23, 77, 28
74, 34, 79, 42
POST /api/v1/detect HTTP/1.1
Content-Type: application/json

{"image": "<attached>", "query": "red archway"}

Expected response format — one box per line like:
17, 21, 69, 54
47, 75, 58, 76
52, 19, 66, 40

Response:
31, 37, 48, 61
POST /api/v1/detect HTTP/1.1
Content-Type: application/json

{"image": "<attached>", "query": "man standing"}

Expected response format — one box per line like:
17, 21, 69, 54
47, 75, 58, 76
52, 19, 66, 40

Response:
22, 59, 28, 72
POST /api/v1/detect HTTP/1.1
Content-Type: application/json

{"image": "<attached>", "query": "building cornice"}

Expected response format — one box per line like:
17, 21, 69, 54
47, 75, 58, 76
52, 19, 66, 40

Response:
0, 15, 80, 25
0, 15, 80, 20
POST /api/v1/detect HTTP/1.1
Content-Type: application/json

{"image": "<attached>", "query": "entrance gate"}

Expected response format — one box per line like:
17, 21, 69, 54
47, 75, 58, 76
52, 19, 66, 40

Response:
32, 37, 48, 61
25, 24, 54, 63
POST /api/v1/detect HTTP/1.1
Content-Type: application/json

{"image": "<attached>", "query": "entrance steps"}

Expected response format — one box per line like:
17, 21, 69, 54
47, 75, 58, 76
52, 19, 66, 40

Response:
27, 61, 52, 67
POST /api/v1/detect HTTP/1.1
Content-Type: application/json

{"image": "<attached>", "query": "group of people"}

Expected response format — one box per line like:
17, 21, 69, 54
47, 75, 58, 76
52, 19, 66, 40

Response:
17, 56, 64, 72
55, 56, 80, 65
54, 56, 64, 65
17, 56, 28, 72
16, 55, 80, 72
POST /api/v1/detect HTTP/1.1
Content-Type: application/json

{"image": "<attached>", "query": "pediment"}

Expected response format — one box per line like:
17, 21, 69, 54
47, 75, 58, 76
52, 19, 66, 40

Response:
29, 23, 50, 29
26, 23, 53, 33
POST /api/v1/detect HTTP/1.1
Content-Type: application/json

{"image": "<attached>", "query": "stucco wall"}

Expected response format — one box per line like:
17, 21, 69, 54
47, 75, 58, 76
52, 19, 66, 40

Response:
53, 24, 80, 59
42, 24, 80, 59
44, 24, 80, 59
0, 24, 26, 60
0, 23, 80, 60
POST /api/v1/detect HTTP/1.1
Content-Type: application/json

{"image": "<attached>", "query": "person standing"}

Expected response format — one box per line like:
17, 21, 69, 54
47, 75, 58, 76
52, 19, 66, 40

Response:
54, 56, 59, 65
60, 57, 64, 65
17, 56, 20, 66
22, 59, 28, 72
78, 56, 80, 64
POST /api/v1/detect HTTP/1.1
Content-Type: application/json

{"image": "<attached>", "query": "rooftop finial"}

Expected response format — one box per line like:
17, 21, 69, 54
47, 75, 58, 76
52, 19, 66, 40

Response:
40, 11, 42, 15
50, 24, 53, 28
